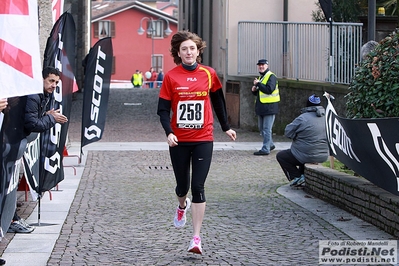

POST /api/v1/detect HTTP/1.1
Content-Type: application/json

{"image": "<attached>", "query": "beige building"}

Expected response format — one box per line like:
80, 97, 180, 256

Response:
179, 0, 318, 78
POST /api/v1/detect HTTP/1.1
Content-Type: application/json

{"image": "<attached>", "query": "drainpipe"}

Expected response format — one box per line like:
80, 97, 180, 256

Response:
87, 0, 91, 50
368, 0, 376, 41
283, 0, 288, 21
283, 0, 288, 78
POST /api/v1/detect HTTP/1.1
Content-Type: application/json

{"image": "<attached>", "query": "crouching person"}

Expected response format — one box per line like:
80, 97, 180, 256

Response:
276, 94, 329, 187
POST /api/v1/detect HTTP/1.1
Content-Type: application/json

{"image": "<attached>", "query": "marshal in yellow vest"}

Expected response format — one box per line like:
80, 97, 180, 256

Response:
258, 71, 280, 103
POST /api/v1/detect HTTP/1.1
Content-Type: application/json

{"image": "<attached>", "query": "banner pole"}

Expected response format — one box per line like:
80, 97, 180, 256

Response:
38, 194, 41, 226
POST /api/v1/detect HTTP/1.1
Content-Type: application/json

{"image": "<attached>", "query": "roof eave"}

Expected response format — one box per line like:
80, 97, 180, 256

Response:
92, 2, 177, 24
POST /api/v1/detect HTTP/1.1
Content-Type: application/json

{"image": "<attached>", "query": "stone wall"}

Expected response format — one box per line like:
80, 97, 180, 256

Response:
225, 76, 349, 135
38, 1, 53, 61
304, 163, 399, 238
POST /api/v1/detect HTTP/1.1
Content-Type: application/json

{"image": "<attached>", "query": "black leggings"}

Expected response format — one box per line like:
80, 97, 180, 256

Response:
169, 142, 213, 203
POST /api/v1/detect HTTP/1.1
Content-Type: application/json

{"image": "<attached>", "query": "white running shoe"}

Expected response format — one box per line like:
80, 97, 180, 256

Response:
173, 198, 191, 228
7, 220, 34, 233
187, 235, 203, 255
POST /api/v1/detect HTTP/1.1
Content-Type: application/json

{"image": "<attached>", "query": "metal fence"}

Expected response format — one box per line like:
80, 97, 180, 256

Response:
238, 21, 363, 85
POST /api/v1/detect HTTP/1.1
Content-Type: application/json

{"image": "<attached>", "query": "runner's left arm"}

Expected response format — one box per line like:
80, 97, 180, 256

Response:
157, 97, 174, 136
210, 88, 230, 132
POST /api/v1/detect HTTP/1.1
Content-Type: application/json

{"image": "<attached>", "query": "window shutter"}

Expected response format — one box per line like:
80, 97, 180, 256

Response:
111, 21, 115, 38
94, 21, 99, 38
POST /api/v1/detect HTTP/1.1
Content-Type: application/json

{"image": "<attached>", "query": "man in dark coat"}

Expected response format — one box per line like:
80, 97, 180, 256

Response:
24, 66, 68, 136
8, 66, 68, 234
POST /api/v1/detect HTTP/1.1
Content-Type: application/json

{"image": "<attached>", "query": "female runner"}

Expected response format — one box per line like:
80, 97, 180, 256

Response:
157, 30, 236, 255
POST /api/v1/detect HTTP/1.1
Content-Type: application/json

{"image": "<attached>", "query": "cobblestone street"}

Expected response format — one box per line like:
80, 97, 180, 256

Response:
3, 88, 394, 265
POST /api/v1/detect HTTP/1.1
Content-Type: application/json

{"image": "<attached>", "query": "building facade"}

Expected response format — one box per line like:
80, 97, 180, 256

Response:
38, 1, 179, 89
178, 0, 334, 131
179, 0, 317, 79
91, 1, 178, 83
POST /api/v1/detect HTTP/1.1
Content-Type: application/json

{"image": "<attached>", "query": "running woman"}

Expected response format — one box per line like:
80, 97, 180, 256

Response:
157, 30, 236, 255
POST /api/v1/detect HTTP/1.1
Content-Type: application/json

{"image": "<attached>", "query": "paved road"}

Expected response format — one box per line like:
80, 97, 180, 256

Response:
67, 87, 280, 143
7, 88, 395, 265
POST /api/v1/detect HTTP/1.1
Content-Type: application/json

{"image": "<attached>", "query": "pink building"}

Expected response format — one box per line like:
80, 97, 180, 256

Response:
91, 1, 178, 83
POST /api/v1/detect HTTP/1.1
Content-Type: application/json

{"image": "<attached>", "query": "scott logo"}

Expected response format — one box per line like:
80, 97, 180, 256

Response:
187, 77, 197, 81
84, 45, 106, 141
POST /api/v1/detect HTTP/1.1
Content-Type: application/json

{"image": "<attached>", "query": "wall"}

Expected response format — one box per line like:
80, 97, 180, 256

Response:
226, 0, 317, 76
178, 0, 319, 98
38, 1, 53, 62
226, 75, 349, 134
304, 164, 399, 238
288, 0, 318, 22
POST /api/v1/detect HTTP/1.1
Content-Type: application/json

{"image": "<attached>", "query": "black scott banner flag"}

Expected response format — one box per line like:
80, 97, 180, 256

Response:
81, 37, 113, 152
22, 133, 40, 199
0, 97, 27, 236
326, 98, 399, 196
319, 0, 332, 21
37, 12, 76, 193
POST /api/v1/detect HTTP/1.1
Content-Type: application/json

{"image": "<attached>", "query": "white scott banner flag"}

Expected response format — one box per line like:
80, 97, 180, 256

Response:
0, 0, 42, 98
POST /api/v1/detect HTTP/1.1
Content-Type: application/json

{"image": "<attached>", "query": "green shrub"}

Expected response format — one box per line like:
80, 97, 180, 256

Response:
346, 28, 399, 118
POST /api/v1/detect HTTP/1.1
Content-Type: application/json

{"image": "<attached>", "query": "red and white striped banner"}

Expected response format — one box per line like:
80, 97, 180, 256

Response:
52, 0, 64, 24
0, 0, 42, 98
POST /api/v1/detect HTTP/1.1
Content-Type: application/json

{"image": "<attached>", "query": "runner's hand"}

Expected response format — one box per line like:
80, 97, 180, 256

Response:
167, 133, 178, 147
225, 129, 236, 141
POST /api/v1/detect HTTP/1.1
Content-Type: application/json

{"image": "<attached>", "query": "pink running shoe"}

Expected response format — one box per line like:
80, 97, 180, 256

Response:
187, 235, 203, 254
173, 198, 191, 228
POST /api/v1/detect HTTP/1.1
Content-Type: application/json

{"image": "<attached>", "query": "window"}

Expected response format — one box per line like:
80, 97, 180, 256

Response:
99, 21, 110, 38
152, 55, 163, 72
146, 20, 165, 38
173, 9, 178, 19
93, 21, 115, 38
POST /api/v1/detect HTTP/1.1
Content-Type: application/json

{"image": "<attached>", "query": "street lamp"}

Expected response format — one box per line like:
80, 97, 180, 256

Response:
137, 17, 172, 68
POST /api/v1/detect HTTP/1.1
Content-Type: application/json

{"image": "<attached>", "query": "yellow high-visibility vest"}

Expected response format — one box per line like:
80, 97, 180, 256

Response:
258, 71, 280, 103
133, 73, 143, 86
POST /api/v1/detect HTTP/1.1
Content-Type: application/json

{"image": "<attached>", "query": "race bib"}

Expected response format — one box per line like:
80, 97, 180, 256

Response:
177, 100, 204, 129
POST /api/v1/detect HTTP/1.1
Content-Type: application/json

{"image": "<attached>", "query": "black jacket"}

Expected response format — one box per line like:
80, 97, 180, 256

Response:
24, 93, 56, 135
